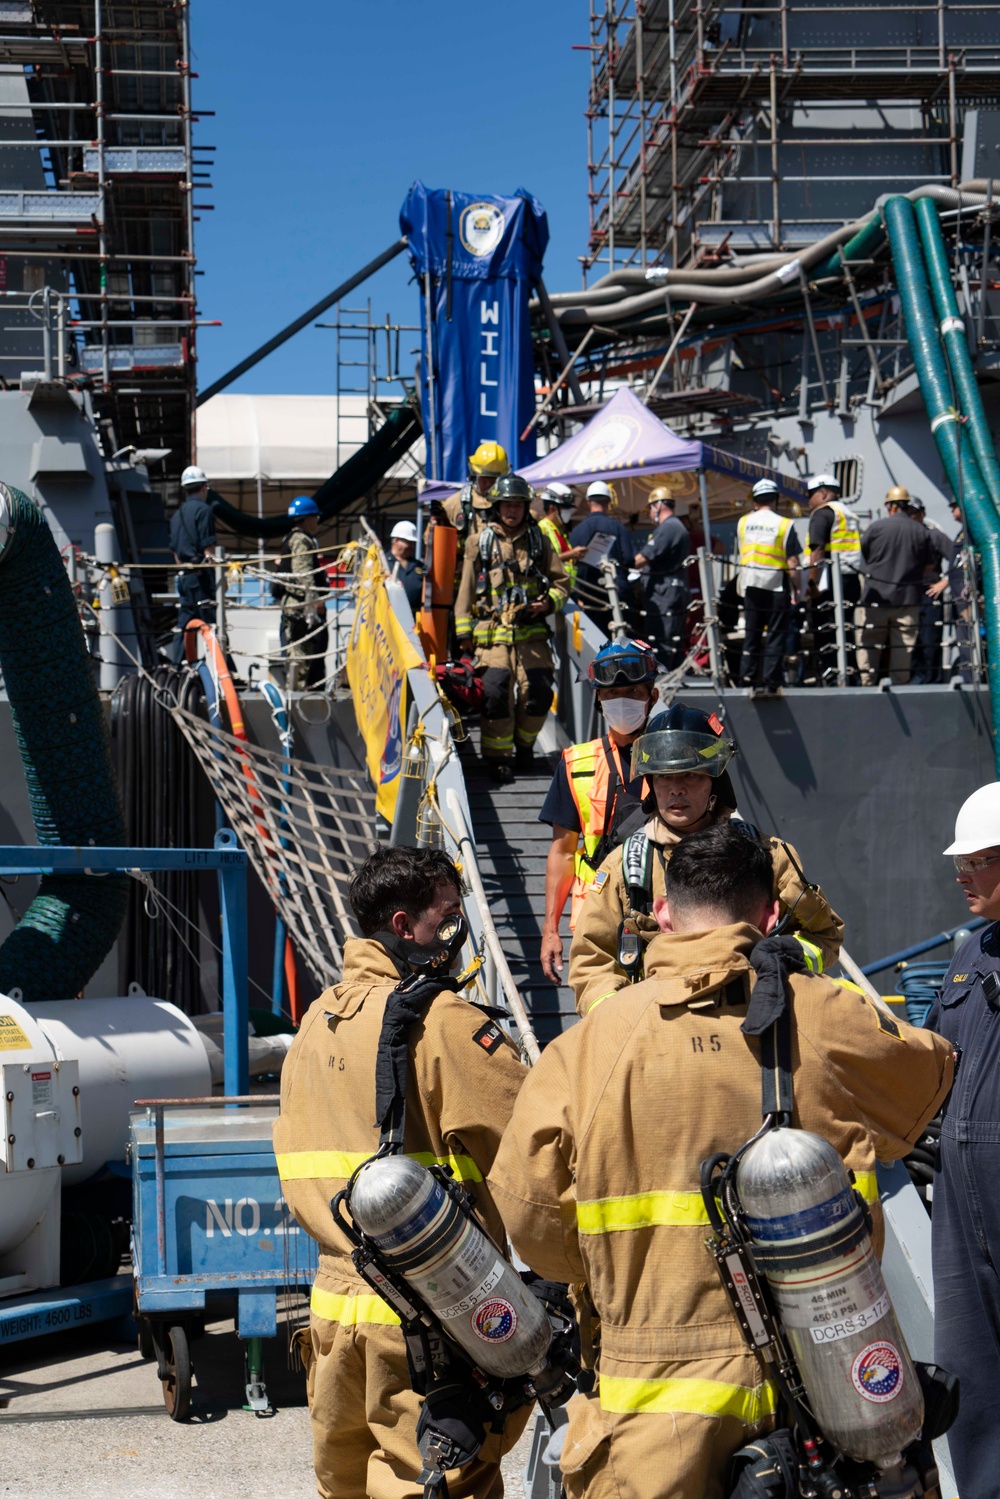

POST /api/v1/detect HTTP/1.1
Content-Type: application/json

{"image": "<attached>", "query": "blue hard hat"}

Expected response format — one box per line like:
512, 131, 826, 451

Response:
288, 494, 320, 519
589, 637, 659, 689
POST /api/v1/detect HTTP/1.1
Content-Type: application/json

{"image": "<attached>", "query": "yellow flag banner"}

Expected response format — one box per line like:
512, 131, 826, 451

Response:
347, 545, 425, 823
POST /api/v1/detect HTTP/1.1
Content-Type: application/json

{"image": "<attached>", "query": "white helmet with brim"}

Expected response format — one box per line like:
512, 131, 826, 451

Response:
944, 783, 1000, 855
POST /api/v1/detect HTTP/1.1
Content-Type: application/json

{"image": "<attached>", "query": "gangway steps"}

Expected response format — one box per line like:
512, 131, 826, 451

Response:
463, 751, 577, 1046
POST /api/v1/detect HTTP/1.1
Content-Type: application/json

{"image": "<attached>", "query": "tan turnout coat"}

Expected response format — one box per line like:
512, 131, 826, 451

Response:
569, 809, 844, 1016
274, 939, 528, 1499
489, 924, 954, 1499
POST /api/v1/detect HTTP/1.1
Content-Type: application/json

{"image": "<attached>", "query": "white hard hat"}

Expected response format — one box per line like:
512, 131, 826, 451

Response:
751, 478, 779, 500
943, 783, 1000, 855
181, 464, 208, 489
807, 473, 840, 493
543, 482, 574, 503
587, 481, 612, 502
390, 520, 418, 543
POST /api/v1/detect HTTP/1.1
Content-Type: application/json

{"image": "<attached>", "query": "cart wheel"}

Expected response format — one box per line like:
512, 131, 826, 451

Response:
161, 1324, 192, 1422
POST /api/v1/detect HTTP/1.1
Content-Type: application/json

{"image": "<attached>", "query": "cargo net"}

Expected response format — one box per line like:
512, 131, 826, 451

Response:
169, 701, 375, 987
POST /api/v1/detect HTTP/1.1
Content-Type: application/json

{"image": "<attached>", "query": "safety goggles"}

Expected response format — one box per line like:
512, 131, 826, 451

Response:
589, 647, 658, 688
953, 853, 1000, 874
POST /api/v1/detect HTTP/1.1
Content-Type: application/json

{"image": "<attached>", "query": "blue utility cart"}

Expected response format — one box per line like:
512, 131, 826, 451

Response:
124, 828, 313, 1419
130, 1096, 316, 1419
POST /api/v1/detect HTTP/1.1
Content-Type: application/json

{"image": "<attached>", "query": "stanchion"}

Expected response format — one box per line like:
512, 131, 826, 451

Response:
830, 554, 848, 686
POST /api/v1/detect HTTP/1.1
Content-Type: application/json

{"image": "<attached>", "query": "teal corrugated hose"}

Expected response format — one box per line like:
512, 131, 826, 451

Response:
883, 195, 1000, 775
914, 196, 1000, 517
0, 484, 128, 998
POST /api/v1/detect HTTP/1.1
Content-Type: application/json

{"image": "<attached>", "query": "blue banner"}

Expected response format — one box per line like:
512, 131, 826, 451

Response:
400, 182, 548, 483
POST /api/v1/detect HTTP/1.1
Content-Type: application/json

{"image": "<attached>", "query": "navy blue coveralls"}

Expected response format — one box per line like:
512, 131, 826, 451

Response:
928, 922, 1000, 1499
169, 493, 217, 661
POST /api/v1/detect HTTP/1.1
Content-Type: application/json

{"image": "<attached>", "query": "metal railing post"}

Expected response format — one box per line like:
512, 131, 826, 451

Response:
697, 546, 724, 683
830, 554, 848, 687
600, 555, 628, 638
215, 545, 228, 653
216, 828, 249, 1098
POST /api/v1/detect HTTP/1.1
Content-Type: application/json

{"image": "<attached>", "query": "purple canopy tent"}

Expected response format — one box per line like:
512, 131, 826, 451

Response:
419, 387, 808, 545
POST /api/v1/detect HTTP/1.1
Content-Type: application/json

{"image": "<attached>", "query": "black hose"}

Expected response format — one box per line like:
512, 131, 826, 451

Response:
0, 485, 127, 1000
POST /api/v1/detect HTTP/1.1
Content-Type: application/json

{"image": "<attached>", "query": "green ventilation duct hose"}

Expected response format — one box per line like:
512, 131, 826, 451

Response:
883, 195, 1000, 774
0, 484, 128, 998
914, 196, 1000, 517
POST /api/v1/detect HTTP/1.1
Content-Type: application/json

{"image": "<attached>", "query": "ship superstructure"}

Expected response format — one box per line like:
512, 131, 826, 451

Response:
528, 0, 1000, 525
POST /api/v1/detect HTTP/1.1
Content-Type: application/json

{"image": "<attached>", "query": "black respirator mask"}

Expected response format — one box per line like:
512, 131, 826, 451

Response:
376, 913, 468, 977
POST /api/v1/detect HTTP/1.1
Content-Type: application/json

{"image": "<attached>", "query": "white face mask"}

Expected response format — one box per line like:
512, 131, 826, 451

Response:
558, 507, 575, 525
601, 697, 649, 735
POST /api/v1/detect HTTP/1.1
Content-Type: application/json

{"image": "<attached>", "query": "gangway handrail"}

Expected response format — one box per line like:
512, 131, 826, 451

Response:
443, 786, 541, 1065
357, 520, 542, 1063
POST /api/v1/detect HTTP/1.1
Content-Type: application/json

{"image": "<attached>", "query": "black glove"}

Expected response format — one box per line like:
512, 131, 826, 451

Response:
520, 1272, 581, 1406
726, 1431, 799, 1498
416, 1377, 488, 1484
520, 1271, 574, 1323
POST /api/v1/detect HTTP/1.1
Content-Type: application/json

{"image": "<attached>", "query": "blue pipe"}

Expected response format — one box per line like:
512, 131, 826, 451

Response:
883, 195, 1000, 775
0, 485, 127, 999
860, 916, 986, 975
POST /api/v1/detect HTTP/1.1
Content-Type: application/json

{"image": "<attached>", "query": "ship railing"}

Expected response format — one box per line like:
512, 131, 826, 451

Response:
570, 546, 983, 691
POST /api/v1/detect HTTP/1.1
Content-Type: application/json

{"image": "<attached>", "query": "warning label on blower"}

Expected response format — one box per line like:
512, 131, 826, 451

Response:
0, 1014, 32, 1050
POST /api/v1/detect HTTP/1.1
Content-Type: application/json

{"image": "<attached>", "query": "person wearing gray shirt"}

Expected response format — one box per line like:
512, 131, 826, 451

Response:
633, 487, 690, 668
856, 486, 935, 684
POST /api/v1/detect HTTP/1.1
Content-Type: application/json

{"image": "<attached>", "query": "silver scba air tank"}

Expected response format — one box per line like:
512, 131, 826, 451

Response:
349, 1154, 552, 1379
738, 1129, 923, 1468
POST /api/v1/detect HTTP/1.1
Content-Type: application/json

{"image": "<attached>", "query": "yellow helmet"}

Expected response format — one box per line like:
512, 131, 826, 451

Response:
885, 485, 912, 507
648, 486, 674, 505
468, 441, 510, 479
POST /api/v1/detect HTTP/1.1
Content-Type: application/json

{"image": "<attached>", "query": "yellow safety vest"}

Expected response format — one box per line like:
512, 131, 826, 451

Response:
539, 514, 577, 585
737, 509, 792, 591
824, 501, 863, 562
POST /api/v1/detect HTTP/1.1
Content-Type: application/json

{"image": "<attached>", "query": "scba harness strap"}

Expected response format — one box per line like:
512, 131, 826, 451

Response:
477, 521, 547, 595
372, 967, 458, 1152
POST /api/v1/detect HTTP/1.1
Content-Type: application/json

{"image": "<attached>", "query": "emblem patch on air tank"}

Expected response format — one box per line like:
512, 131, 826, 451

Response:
471, 1297, 518, 1344
460, 203, 505, 258
851, 1341, 904, 1403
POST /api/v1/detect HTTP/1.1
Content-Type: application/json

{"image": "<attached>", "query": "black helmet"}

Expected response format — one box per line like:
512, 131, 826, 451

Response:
630, 702, 736, 780
489, 472, 534, 506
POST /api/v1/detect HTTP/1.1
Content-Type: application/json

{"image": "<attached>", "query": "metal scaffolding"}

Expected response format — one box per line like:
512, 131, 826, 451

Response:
585, 0, 1000, 277
0, 0, 201, 493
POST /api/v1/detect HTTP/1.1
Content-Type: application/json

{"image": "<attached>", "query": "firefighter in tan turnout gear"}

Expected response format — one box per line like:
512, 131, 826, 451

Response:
568, 703, 843, 1016
489, 821, 955, 1499
455, 472, 569, 783
273, 846, 529, 1499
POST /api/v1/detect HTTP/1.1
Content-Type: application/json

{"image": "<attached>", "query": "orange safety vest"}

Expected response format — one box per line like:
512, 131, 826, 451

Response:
564, 736, 642, 929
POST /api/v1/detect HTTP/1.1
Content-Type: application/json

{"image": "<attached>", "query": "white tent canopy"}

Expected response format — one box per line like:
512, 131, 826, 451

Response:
196, 393, 424, 482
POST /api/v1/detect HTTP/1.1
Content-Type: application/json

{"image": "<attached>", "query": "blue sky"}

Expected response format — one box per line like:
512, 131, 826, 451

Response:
192, 2, 590, 397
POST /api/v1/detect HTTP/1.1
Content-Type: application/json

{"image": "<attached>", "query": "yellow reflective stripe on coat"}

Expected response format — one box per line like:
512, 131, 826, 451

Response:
310, 1286, 401, 1327
599, 1373, 779, 1421
794, 935, 823, 974
853, 1170, 878, 1205
578, 1173, 879, 1235
275, 1150, 483, 1183
577, 1189, 709, 1234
